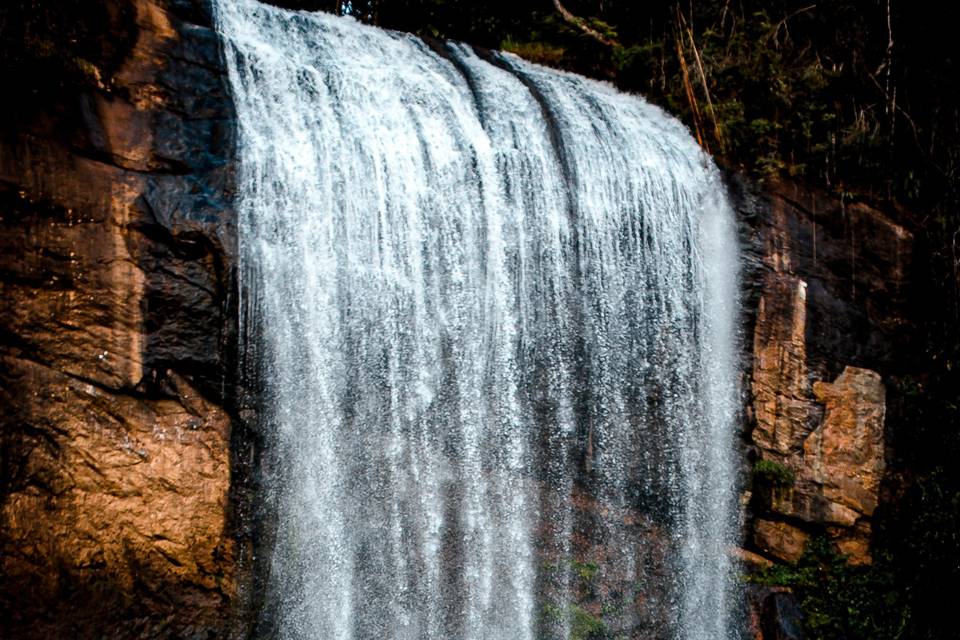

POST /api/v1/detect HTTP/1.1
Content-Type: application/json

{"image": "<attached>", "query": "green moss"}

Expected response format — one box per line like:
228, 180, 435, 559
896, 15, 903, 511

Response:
542, 602, 564, 622
583, 18, 618, 43
541, 603, 608, 640
753, 459, 796, 487
70, 56, 108, 90
571, 559, 599, 583
569, 605, 607, 640
539, 558, 611, 639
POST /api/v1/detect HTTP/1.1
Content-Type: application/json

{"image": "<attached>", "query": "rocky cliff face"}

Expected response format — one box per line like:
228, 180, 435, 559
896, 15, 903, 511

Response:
734, 179, 912, 568
0, 1, 251, 638
731, 180, 913, 640
0, 2, 914, 638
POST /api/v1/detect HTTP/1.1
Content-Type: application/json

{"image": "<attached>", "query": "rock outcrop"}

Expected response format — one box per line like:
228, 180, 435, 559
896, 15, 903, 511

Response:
0, 1, 250, 637
735, 178, 912, 565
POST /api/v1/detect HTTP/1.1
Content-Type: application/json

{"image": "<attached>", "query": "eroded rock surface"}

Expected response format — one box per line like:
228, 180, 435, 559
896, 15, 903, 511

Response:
0, 1, 248, 637
807, 367, 886, 519
735, 178, 912, 565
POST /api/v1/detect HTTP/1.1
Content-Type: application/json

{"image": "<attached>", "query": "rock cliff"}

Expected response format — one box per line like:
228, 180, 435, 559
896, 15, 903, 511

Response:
0, 1, 251, 637
734, 178, 912, 568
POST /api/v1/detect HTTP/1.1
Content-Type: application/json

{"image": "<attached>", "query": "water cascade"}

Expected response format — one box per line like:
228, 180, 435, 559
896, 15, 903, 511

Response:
215, 1, 740, 637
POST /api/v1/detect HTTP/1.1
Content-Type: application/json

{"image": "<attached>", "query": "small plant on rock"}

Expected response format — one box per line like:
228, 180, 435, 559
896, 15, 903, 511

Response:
753, 459, 796, 487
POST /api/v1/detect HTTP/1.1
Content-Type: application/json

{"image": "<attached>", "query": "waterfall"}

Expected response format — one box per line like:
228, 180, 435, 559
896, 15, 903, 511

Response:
215, 1, 740, 638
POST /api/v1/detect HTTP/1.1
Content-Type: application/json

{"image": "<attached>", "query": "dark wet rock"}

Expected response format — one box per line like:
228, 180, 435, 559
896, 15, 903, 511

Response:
761, 592, 805, 640
0, 1, 252, 638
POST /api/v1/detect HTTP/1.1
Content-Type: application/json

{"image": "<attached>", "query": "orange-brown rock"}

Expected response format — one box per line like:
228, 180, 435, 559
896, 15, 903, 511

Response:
752, 273, 811, 458
0, 1, 250, 637
752, 519, 810, 563
734, 177, 912, 566
831, 520, 874, 566
733, 546, 775, 570
807, 367, 886, 517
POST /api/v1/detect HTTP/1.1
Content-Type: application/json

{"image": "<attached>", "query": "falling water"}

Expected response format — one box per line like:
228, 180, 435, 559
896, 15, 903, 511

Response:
215, 1, 740, 638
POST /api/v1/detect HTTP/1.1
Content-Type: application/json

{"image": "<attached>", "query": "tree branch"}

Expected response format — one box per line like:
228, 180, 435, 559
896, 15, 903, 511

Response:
552, 0, 617, 47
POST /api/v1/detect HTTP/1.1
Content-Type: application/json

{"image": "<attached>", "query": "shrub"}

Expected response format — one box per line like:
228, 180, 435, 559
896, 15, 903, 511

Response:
753, 459, 796, 487
747, 537, 908, 640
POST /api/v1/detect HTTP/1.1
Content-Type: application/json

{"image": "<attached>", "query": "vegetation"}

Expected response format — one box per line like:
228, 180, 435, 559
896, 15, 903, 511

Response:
0, 1, 136, 97
541, 559, 609, 640
544, 602, 608, 640
753, 459, 796, 487
748, 537, 908, 640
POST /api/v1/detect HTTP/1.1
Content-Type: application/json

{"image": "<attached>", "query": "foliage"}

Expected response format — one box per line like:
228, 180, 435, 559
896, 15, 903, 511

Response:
569, 604, 607, 640
0, 0, 137, 104
571, 559, 599, 583
748, 537, 908, 640
541, 559, 610, 640
502, 38, 567, 67
753, 459, 796, 487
